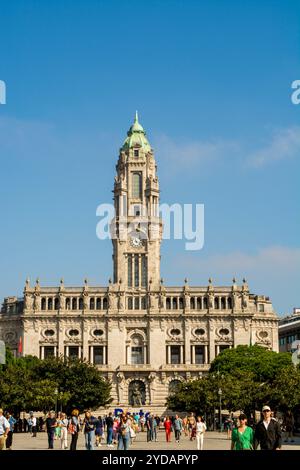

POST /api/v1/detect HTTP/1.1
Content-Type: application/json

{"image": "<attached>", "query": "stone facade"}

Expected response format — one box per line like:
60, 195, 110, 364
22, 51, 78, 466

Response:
0, 114, 279, 410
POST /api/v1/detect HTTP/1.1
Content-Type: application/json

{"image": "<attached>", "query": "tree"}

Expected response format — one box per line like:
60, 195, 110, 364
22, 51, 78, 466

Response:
0, 349, 112, 414
210, 345, 291, 382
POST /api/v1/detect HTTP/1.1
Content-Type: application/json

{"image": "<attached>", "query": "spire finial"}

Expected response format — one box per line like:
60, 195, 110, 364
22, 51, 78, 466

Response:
135, 110, 138, 123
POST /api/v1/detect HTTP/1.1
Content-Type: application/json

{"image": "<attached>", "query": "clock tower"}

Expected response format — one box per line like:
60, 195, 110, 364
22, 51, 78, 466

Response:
111, 112, 162, 291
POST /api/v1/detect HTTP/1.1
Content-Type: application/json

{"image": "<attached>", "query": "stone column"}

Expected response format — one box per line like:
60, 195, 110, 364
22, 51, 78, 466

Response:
82, 323, 89, 361
58, 324, 64, 357
126, 345, 130, 365
180, 345, 184, 364
143, 345, 147, 364
103, 345, 107, 365
204, 345, 208, 364
191, 345, 195, 364
167, 345, 171, 364
208, 319, 215, 363
184, 325, 191, 364
216, 345, 220, 356
40, 346, 44, 360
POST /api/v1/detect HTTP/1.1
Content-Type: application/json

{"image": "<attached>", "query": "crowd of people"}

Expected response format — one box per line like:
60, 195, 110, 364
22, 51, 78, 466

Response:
0, 405, 297, 451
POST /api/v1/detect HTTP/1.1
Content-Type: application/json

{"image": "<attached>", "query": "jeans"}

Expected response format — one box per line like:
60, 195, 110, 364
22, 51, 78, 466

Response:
107, 427, 113, 444
117, 433, 130, 450
175, 429, 181, 441
47, 430, 55, 449
85, 431, 95, 450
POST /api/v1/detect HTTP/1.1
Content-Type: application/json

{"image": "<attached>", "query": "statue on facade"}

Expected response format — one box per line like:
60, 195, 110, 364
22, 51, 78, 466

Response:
33, 293, 41, 311
116, 372, 125, 404
130, 383, 143, 407
24, 294, 33, 311
118, 291, 125, 310
148, 372, 157, 404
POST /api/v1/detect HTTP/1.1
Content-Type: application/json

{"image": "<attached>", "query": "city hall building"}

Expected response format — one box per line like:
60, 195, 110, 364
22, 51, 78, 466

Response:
0, 114, 279, 411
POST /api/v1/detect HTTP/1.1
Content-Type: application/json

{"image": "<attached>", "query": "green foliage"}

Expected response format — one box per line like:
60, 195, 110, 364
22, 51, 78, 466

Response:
167, 347, 297, 416
210, 345, 291, 381
0, 349, 112, 414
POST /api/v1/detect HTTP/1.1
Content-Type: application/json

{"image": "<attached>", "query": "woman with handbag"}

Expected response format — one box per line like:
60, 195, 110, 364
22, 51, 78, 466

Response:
195, 416, 207, 450
231, 414, 254, 450
117, 413, 131, 451
69, 409, 80, 451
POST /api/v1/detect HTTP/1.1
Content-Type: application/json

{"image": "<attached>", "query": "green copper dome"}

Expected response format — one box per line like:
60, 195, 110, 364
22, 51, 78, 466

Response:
122, 111, 151, 152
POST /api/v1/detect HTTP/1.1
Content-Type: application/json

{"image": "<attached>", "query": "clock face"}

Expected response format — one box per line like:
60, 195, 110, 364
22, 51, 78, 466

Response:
130, 236, 143, 248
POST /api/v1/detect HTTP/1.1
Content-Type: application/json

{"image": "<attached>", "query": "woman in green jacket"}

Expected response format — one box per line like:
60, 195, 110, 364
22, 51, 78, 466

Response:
231, 414, 254, 450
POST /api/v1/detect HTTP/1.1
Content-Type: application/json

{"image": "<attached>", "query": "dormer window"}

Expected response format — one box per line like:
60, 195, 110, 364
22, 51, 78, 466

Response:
134, 149, 139, 158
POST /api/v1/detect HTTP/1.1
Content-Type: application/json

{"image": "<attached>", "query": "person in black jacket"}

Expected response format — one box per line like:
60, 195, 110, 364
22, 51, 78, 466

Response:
254, 405, 282, 450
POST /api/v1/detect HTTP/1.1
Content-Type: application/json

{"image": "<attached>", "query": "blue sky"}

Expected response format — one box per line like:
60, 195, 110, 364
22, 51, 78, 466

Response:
0, 0, 299, 315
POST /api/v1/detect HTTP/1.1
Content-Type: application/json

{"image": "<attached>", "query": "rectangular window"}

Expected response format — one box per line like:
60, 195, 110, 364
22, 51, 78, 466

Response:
259, 304, 264, 312
134, 149, 139, 158
128, 256, 132, 287
195, 346, 204, 364
141, 255, 147, 288
44, 346, 55, 359
131, 347, 143, 364
134, 254, 139, 287
132, 172, 142, 199
171, 346, 180, 364
93, 347, 104, 365
69, 346, 79, 358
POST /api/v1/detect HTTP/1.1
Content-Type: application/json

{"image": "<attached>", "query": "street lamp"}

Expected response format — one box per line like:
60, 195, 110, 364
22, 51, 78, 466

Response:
218, 388, 223, 432
54, 388, 58, 415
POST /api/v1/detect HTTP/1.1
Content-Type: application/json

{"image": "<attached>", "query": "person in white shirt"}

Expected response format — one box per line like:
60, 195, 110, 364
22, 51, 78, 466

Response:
0, 408, 10, 451
195, 416, 207, 450
58, 413, 69, 449
31, 415, 37, 437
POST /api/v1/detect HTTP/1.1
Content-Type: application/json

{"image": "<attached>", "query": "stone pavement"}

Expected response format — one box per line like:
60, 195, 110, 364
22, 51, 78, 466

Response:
8, 430, 300, 451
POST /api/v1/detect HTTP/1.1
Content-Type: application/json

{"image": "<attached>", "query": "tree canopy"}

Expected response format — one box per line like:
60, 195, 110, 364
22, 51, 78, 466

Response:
0, 350, 112, 414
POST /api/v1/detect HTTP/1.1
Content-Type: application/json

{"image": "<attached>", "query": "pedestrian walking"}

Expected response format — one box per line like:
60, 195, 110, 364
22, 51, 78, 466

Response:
195, 416, 207, 450
45, 411, 57, 449
105, 412, 114, 447
283, 410, 295, 443
83, 410, 97, 450
0, 409, 10, 451
164, 416, 172, 442
5, 412, 16, 450
69, 409, 80, 451
174, 414, 183, 443
231, 414, 253, 451
58, 412, 68, 449
254, 405, 282, 450
117, 413, 131, 451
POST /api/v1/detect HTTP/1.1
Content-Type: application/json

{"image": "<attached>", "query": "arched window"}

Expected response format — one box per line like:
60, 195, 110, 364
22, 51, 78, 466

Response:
128, 297, 133, 310
203, 296, 208, 309
132, 172, 142, 199
179, 297, 184, 309
96, 297, 101, 310
90, 298, 95, 310
41, 297, 46, 311
228, 297, 233, 310
214, 297, 220, 309
172, 298, 178, 310
103, 297, 108, 310
197, 297, 202, 310
72, 298, 77, 310
134, 297, 140, 310
54, 297, 59, 310
190, 297, 195, 310
79, 298, 83, 310
66, 298, 71, 310
130, 335, 144, 364
221, 297, 226, 309
166, 298, 171, 310
48, 298, 53, 310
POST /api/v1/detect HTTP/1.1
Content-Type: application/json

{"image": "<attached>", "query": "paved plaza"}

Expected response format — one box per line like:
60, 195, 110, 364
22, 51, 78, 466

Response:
7, 430, 300, 451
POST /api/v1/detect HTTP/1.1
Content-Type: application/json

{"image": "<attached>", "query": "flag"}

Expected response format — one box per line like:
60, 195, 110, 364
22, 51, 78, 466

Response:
18, 336, 23, 355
